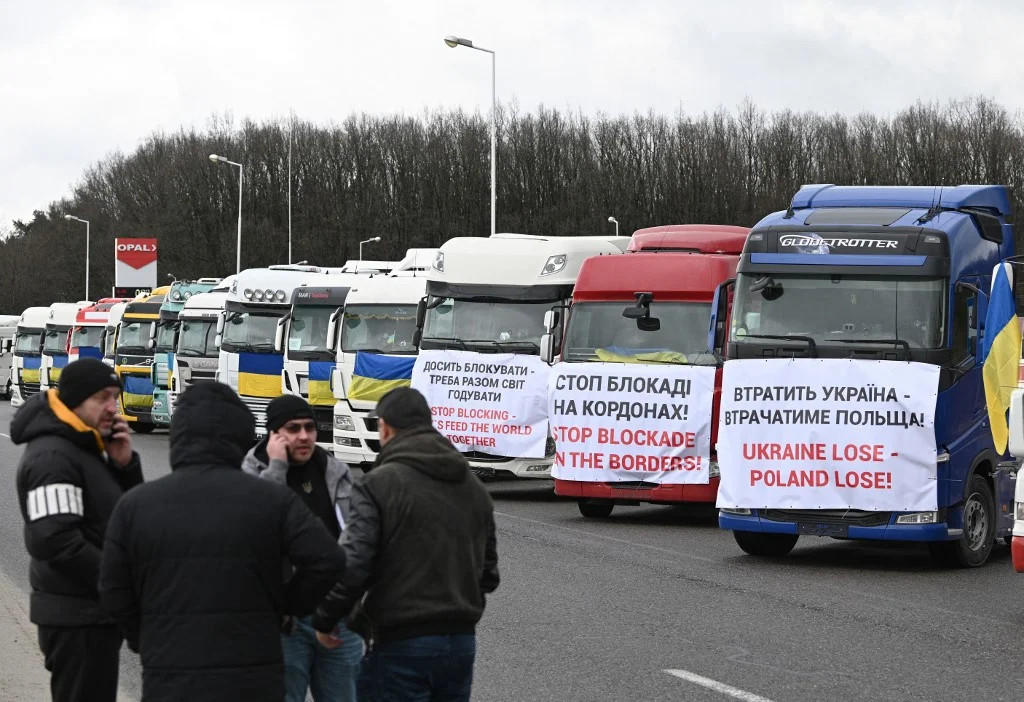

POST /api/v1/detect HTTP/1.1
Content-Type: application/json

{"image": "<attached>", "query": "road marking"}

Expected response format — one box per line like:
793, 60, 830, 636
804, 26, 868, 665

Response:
664, 669, 776, 702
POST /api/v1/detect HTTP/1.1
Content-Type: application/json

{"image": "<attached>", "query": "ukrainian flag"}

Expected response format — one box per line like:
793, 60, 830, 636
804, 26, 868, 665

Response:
348, 353, 415, 402
308, 361, 335, 407
122, 374, 155, 409
595, 346, 689, 365
21, 356, 41, 384
238, 352, 284, 398
75, 347, 104, 361
49, 355, 69, 384
981, 262, 1022, 455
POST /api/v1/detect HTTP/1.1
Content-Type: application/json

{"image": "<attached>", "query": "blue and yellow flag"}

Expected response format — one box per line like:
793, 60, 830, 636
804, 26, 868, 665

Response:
308, 361, 335, 407
21, 356, 41, 384
594, 346, 689, 365
349, 353, 415, 402
981, 262, 1021, 455
122, 374, 155, 409
238, 352, 284, 399
49, 355, 69, 384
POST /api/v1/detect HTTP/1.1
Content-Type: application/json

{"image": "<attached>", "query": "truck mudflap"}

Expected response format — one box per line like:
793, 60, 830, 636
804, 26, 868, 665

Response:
554, 478, 719, 504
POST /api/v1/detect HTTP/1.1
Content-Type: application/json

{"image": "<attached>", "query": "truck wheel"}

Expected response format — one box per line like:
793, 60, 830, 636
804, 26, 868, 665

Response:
927, 474, 995, 568
3, 379, 10, 400
131, 423, 155, 435
578, 500, 614, 519
733, 530, 799, 557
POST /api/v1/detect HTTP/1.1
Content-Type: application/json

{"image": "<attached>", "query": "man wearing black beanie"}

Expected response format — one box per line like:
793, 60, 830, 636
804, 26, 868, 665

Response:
11, 357, 144, 702
312, 387, 500, 702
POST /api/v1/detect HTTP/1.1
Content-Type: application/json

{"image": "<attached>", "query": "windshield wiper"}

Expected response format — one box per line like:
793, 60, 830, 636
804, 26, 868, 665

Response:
422, 336, 468, 350
830, 338, 911, 354
739, 334, 817, 355
177, 349, 203, 357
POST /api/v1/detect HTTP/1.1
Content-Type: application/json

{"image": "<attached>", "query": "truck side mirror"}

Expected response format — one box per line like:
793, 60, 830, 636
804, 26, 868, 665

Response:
543, 310, 560, 333
274, 317, 287, 354
146, 338, 156, 350
327, 309, 342, 352
214, 333, 223, 349
540, 333, 556, 364
1009, 389, 1024, 459
708, 278, 736, 354
216, 315, 225, 335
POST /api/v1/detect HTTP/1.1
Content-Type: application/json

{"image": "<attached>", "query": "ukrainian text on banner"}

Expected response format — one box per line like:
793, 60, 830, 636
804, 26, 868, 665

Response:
411, 350, 550, 457
716, 358, 940, 511
548, 363, 716, 484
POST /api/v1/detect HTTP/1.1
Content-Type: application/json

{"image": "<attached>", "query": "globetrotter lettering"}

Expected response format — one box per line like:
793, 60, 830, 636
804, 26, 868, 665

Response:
548, 363, 716, 486
778, 235, 899, 249
716, 358, 941, 512
412, 350, 550, 458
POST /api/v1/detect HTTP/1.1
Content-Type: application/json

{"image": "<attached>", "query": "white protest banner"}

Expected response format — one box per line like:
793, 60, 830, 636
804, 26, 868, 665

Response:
412, 350, 550, 457
716, 358, 940, 511
548, 363, 717, 484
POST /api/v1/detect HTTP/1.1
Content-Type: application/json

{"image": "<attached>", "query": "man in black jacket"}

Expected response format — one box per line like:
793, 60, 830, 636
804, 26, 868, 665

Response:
12, 358, 144, 702
98, 381, 346, 702
312, 387, 499, 702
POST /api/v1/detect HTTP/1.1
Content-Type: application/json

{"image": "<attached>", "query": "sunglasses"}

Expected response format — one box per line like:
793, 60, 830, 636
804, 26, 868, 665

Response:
280, 421, 317, 435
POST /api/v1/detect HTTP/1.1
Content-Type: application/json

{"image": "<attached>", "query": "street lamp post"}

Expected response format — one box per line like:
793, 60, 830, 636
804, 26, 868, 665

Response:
358, 237, 382, 272
63, 215, 90, 299
209, 154, 244, 273
444, 35, 496, 236
608, 216, 619, 237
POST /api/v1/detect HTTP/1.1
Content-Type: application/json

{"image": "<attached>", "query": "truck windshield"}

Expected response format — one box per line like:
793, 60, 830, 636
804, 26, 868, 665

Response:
154, 321, 178, 353
221, 312, 279, 353
287, 305, 336, 360
423, 298, 553, 352
177, 319, 218, 357
342, 304, 418, 355
732, 274, 946, 349
564, 302, 716, 365
43, 328, 68, 353
71, 325, 104, 349
117, 321, 150, 353
15, 331, 41, 354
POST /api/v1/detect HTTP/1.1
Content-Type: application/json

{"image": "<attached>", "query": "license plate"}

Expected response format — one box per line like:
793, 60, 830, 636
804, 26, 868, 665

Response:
610, 488, 655, 500
472, 467, 496, 479
797, 522, 848, 538
318, 421, 333, 433
299, 377, 309, 394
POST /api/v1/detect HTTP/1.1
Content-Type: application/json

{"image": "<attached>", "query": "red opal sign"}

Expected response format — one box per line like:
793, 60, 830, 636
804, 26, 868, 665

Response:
114, 238, 158, 290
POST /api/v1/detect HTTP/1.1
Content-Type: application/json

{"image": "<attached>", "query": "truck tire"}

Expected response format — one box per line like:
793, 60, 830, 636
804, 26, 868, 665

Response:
131, 423, 155, 435
3, 379, 10, 401
733, 530, 799, 557
578, 500, 614, 519
927, 474, 995, 568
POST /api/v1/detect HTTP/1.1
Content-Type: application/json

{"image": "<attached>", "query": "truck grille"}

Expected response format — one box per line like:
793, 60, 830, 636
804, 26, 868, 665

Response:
20, 382, 40, 398
760, 509, 891, 527
241, 397, 271, 431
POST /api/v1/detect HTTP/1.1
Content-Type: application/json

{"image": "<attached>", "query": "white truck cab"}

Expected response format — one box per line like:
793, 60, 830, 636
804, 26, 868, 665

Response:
170, 289, 232, 417
10, 306, 50, 407
39, 302, 91, 393
0, 315, 18, 400
102, 303, 128, 368
1005, 388, 1024, 570
331, 274, 427, 467
419, 233, 630, 478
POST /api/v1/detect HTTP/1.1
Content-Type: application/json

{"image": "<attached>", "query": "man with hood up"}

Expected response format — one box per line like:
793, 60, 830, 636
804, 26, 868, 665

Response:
12, 357, 143, 702
311, 386, 500, 702
242, 394, 363, 702
98, 381, 346, 702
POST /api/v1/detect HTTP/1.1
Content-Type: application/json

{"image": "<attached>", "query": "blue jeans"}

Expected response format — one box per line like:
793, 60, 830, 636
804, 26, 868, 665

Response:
359, 634, 476, 702
281, 616, 364, 702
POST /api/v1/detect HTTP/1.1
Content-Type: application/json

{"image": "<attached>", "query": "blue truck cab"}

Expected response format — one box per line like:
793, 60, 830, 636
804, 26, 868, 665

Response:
719, 184, 1016, 567
149, 278, 220, 425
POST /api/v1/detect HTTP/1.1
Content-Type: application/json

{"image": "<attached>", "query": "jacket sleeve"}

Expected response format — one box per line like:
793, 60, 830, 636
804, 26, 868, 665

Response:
98, 500, 140, 652
280, 492, 346, 616
481, 509, 500, 595
312, 479, 381, 633
110, 451, 144, 492
20, 451, 103, 593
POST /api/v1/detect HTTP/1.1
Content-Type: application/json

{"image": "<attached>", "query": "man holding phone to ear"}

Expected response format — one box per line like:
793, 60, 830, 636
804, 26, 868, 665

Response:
11, 357, 143, 702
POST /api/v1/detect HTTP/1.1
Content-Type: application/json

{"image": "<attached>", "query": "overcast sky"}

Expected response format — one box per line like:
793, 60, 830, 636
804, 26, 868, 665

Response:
2, 0, 1022, 229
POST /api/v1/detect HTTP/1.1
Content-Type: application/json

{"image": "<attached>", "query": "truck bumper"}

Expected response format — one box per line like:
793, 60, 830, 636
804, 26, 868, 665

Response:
152, 390, 171, 426
554, 478, 719, 503
719, 511, 953, 541
469, 458, 553, 479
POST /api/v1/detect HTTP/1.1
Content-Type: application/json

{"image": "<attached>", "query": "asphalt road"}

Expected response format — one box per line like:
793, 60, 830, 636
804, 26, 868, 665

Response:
2, 398, 1024, 701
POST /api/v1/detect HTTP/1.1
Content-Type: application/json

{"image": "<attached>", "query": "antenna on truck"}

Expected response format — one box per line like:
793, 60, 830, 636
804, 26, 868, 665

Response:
918, 186, 944, 224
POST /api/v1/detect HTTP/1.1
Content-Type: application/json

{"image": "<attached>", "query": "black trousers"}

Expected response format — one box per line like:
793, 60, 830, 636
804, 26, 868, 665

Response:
38, 625, 123, 702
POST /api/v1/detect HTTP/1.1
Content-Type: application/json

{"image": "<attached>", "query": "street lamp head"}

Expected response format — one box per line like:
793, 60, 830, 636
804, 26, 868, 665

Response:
444, 35, 460, 48
64, 214, 73, 221
372, 236, 382, 243
209, 154, 223, 163
608, 216, 618, 223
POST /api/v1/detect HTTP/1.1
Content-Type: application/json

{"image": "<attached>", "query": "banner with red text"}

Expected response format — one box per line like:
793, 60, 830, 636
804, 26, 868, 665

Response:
548, 363, 716, 483
411, 350, 550, 457
716, 359, 940, 511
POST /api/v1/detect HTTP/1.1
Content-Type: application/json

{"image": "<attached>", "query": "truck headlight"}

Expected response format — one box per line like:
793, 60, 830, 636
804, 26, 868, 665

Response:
334, 415, 355, 432
896, 511, 939, 524
720, 507, 752, 515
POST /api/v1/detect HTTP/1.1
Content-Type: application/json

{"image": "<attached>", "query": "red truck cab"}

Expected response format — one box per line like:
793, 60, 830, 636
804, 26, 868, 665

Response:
553, 224, 749, 517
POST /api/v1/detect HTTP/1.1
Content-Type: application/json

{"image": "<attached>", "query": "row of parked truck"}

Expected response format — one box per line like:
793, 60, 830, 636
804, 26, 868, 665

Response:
6, 183, 1024, 568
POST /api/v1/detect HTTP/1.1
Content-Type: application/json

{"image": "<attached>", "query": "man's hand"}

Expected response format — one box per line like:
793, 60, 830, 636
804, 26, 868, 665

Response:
107, 417, 134, 469
316, 629, 343, 649
267, 431, 289, 464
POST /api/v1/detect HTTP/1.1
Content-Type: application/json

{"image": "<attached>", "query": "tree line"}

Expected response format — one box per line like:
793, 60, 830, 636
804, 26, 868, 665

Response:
3, 96, 1024, 313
